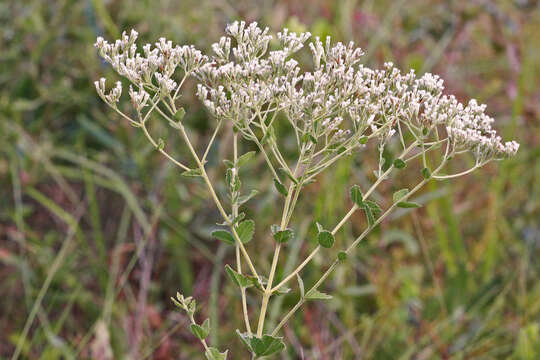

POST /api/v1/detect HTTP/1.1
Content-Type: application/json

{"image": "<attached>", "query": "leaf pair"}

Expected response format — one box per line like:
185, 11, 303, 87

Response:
212, 220, 255, 245
271, 224, 294, 244
393, 188, 421, 208
236, 331, 285, 358
296, 274, 333, 301
350, 185, 383, 226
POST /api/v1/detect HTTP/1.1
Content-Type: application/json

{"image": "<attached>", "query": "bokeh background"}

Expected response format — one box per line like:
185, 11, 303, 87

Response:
1, 0, 539, 359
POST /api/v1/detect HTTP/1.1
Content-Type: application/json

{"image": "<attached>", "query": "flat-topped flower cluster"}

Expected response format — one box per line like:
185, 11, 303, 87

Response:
94, 22, 518, 167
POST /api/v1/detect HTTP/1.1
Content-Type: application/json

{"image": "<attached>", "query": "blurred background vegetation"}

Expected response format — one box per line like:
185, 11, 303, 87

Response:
0, 0, 539, 359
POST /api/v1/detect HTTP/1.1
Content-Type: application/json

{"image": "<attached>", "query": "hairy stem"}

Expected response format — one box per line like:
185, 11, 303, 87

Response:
272, 151, 449, 335
272, 140, 419, 291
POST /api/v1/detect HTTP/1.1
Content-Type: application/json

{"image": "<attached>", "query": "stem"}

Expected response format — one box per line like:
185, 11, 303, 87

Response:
188, 313, 210, 352
140, 122, 191, 171
233, 133, 252, 334
256, 184, 294, 336
433, 164, 480, 179
201, 119, 223, 164
177, 123, 260, 279
271, 140, 419, 292
272, 154, 449, 336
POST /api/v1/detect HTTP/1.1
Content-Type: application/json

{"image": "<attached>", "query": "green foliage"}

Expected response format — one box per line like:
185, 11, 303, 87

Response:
236, 331, 286, 358
349, 184, 364, 206
273, 179, 288, 196
393, 158, 406, 169
271, 226, 294, 244
236, 220, 255, 244
190, 319, 211, 340
317, 230, 335, 248
212, 230, 235, 245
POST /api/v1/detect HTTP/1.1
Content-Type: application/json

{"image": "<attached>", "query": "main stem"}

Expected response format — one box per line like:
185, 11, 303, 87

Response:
177, 123, 260, 280
256, 184, 294, 336
233, 133, 252, 334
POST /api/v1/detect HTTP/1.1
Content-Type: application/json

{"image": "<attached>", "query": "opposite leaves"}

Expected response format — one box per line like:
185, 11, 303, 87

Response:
236, 331, 286, 358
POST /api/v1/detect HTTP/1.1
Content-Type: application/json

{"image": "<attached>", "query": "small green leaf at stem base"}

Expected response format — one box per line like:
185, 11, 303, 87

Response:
225, 264, 253, 288
211, 230, 235, 245
272, 228, 294, 244
317, 230, 335, 248
236, 331, 286, 358
181, 168, 202, 177
397, 201, 421, 208
393, 188, 409, 203
236, 220, 254, 243
393, 158, 406, 169
174, 107, 186, 122
273, 179, 288, 196
205, 347, 228, 360
349, 185, 364, 206
190, 318, 210, 340
305, 290, 333, 301
237, 151, 256, 168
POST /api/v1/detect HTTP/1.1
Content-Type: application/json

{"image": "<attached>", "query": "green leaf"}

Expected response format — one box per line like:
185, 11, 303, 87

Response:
305, 290, 333, 301
190, 318, 210, 340
205, 347, 228, 360
223, 159, 234, 168
157, 138, 165, 151
250, 335, 286, 357
174, 107, 186, 122
236, 332, 286, 357
361, 205, 374, 226
238, 190, 259, 205
338, 251, 347, 261
317, 230, 335, 248
272, 228, 294, 244
280, 168, 298, 184
231, 212, 245, 225
301, 133, 318, 144
274, 285, 291, 295
397, 201, 421, 208
212, 230, 235, 245
350, 185, 364, 206
297, 274, 305, 298
363, 200, 382, 215
182, 168, 202, 177
237, 151, 256, 168
393, 188, 409, 203
421, 167, 431, 179
393, 158, 406, 169
249, 276, 267, 291
225, 264, 253, 288
236, 220, 255, 244
359, 136, 369, 144
273, 179, 288, 196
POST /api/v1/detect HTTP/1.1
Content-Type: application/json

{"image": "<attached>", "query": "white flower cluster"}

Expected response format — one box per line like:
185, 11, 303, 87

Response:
94, 23, 518, 164
94, 29, 208, 105
94, 78, 122, 106
194, 21, 518, 161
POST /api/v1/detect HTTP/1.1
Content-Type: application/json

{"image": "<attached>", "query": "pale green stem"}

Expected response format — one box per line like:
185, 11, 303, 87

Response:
232, 133, 252, 334
176, 123, 260, 279
271, 147, 450, 336
201, 119, 223, 164
271, 140, 419, 292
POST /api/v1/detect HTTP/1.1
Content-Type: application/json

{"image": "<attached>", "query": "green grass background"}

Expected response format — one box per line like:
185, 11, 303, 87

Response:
0, 0, 538, 358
